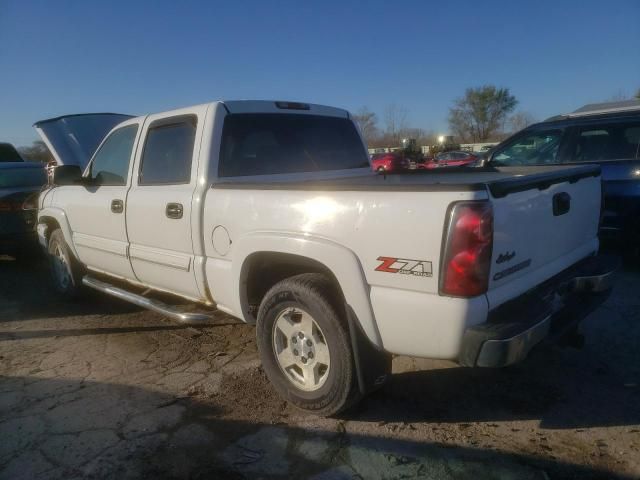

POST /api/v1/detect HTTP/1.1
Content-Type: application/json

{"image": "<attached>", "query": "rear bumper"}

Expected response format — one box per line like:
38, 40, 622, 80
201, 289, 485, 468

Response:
459, 254, 619, 368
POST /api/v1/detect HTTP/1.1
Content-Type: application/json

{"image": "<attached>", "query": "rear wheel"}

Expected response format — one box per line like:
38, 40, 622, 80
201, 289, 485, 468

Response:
256, 273, 359, 416
48, 229, 84, 299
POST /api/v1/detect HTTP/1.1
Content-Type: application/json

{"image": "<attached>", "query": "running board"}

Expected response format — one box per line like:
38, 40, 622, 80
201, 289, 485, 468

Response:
82, 276, 213, 324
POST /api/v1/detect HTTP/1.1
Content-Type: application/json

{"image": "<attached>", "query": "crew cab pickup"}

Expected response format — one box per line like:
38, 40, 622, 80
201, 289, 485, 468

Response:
35, 101, 617, 415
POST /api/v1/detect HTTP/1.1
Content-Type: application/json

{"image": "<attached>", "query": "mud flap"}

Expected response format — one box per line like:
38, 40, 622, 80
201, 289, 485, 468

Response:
345, 304, 392, 395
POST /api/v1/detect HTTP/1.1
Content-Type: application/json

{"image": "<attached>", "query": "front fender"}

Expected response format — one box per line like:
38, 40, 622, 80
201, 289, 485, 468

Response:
231, 233, 383, 349
38, 207, 79, 258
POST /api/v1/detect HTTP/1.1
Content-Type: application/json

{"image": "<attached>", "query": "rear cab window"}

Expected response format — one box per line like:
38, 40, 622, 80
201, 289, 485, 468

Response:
567, 121, 640, 162
218, 114, 369, 177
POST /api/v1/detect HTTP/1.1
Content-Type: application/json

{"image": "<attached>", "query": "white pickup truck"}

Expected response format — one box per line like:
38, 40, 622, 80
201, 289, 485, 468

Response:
35, 100, 616, 415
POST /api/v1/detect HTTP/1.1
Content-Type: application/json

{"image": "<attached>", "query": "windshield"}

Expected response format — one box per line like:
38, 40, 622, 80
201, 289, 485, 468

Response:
219, 114, 370, 177
0, 167, 47, 188
491, 130, 563, 166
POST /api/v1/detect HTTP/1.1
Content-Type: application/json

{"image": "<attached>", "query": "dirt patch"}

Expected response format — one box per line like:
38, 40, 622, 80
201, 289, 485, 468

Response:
1, 257, 639, 479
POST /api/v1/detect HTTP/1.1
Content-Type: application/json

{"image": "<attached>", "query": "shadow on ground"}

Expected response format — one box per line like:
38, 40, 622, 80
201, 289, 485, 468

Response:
0, 376, 635, 480
0, 257, 142, 322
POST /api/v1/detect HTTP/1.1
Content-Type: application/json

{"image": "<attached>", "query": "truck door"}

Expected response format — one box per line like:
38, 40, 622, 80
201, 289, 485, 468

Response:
49, 119, 141, 278
126, 107, 207, 301
34, 113, 138, 277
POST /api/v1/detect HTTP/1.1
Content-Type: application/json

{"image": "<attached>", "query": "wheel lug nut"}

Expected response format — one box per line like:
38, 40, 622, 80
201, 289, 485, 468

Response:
308, 352, 314, 359
306, 339, 312, 347
298, 332, 304, 339
293, 349, 299, 356
292, 337, 297, 344
301, 357, 307, 364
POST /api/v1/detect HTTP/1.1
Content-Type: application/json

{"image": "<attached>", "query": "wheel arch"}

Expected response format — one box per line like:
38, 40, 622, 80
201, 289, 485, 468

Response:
38, 207, 79, 258
232, 234, 383, 348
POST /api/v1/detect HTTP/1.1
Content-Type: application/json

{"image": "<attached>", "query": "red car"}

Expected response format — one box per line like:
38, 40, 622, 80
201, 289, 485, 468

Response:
425, 151, 479, 169
370, 152, 409, 173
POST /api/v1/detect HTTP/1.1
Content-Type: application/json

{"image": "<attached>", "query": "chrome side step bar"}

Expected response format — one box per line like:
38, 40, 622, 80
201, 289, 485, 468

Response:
82, 276, 213, 324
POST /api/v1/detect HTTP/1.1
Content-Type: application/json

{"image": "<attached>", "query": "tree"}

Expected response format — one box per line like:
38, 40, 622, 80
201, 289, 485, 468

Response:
352, 107, 379, 144
508, 111, 537, 133
636, 89, 640, 100
448, 85, 518, 142
18, 140, 54, 164
383, 104, 409, 145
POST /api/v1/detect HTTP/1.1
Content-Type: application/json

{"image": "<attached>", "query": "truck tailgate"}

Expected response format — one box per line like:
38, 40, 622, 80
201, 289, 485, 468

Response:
486, 166, 601, 308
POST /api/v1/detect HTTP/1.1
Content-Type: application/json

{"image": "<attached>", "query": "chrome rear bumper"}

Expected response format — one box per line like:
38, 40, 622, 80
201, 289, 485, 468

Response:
459, 254, 619, 368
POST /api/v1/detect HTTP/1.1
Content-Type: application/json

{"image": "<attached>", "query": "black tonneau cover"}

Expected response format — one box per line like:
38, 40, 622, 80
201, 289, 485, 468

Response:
214, 164, 601, 197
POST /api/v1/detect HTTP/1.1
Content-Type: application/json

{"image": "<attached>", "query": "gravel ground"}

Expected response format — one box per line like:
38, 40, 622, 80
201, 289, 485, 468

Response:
1, 256, 639, 479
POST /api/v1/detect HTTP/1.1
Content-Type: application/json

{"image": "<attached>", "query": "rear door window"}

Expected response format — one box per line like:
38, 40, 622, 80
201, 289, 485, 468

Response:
139, 116, 197, 185
219, 114, 369, 177
568, 121, 640, 162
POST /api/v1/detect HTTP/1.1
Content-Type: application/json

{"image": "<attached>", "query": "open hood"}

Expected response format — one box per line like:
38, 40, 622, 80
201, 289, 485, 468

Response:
34, 113, 134, 168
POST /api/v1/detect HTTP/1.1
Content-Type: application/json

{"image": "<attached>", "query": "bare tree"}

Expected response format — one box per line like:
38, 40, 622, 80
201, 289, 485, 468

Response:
383, 104, 409, 145
448, 85, 518, 142
352, 107, 379, 145
18, 140, 54, 164
508, 111, 537, 133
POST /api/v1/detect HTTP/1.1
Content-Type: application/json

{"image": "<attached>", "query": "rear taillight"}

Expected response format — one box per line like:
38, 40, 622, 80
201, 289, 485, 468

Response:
0, 200, 21, 212
22, 193, 39, 211
440, 201, 493, 297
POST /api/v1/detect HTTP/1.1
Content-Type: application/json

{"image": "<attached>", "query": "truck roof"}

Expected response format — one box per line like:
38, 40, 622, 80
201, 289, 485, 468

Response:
545, 99, 640, 122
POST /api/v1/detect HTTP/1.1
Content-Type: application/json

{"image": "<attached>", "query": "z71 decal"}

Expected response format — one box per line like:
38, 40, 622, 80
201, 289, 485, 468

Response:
375, 257, 433, 277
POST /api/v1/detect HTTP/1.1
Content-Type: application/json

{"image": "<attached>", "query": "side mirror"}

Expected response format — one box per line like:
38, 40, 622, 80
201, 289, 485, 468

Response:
52, 165, 83, 185
479, 150, 496, 168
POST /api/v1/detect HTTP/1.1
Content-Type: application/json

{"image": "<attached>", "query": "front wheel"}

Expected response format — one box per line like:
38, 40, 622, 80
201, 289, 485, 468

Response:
48, 229, 84, 299
256, 273, 359, 416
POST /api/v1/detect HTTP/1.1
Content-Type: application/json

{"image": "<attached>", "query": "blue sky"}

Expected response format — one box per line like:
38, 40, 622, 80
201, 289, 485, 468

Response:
1, 0, 639, 147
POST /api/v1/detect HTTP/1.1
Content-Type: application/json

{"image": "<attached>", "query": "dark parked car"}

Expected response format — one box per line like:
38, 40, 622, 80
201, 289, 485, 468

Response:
371, 152, 409, 173
0, 143, 24, 162
486, 99, 640, 256
0, 162, 47, 259
425, 150, 479, 169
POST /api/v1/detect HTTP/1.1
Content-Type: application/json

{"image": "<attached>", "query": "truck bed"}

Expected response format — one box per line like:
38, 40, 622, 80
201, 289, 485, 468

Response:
214, 164, 600, 197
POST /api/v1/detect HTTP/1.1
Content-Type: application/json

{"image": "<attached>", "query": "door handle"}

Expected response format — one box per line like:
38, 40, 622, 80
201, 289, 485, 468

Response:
165, 203, 183, 219
111, 199, 124, 214
553, 192, 571, 216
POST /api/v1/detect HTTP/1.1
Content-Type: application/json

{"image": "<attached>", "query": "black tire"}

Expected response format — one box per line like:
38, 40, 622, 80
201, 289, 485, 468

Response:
47, 229, 84, 299
256, 273, 360, 416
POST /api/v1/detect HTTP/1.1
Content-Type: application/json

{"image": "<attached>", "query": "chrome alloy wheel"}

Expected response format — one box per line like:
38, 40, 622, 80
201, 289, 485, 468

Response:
272, 307, 331, 392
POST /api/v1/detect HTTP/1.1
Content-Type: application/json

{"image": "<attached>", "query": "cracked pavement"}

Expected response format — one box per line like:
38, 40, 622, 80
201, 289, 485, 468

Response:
1, 257, 639, 479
